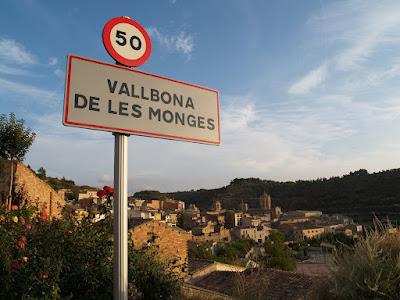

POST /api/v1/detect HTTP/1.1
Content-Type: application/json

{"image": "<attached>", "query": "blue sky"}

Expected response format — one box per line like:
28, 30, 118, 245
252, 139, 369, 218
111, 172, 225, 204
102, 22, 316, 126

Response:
1, 0, 400, 193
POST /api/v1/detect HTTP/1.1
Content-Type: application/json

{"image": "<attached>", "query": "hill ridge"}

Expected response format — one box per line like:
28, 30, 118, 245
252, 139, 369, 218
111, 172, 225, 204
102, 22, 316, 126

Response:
134, 168, 400, 224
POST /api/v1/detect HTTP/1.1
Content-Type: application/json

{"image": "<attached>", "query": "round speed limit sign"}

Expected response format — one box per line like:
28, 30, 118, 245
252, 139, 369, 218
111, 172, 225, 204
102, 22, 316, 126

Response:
102, 16, 152, 67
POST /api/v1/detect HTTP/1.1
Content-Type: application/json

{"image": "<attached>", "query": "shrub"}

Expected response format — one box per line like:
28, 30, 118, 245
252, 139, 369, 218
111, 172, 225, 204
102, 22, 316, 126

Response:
129, 244, 180, 300
189, 239, 256, 265
0, 200, 179, 299
321, 222, 400, 299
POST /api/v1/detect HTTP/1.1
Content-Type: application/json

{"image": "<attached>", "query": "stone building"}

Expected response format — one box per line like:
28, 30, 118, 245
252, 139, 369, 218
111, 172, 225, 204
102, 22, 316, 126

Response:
0, 160, 65, 218
78, 190, 98, 201
181, 204, 201, 230
231, 225, 272, 243
146, 199, 163, 210
165, 212, 178, 226
241, 215, 262, 227
205, 211, 225, 226
192, 221, 215, 236
163, 199, 185, 211
224, 210, 243, 228
129, 219, 192, 276
191, 225, 231, 243
145, 198, 185, 211
294, 225, 325, 241
286, 210, 322, 219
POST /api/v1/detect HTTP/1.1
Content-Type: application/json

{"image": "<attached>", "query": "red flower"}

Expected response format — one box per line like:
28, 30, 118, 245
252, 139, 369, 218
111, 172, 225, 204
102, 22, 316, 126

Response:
17, 240, 25, 249
25, 224, 32, 230
41, 208, 48, 222
11, 205, 18, 211
64, 229, 74, 237
97, 189, 106, 198
11, 260, 20, 270
20, 235, 27, 243
19, 216, 25, 225
103, 186, 114, 195
103, 185, 114, 196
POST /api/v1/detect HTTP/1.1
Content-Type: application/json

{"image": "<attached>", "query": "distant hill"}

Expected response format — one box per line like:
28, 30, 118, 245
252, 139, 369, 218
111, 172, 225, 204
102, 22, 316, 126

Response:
134, 168, 400, 224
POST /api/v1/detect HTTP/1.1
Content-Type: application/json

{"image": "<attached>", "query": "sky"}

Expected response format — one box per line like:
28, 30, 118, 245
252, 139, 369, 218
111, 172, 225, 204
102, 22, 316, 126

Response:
1, 0, 400, 194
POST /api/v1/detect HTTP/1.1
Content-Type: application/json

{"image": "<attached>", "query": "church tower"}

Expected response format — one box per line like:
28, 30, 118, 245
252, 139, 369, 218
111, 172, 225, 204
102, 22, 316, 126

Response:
259, 191, 271, 211
213, 198, 222, 211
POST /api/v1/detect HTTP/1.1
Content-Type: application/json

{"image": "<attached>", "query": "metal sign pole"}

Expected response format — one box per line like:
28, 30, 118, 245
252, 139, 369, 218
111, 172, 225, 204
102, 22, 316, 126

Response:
113, 132, 128, 300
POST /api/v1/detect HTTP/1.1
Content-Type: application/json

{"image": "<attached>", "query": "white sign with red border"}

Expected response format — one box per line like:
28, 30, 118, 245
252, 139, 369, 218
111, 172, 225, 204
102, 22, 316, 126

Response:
102, 16, 152, 67
62, 55, 220, 145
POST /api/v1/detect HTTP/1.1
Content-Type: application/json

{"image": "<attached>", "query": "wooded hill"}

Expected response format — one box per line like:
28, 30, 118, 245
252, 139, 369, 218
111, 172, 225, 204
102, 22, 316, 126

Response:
134, 169, 400, 224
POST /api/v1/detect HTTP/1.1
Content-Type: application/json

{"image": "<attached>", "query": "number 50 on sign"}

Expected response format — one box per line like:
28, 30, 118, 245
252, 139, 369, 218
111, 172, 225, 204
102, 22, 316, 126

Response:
102, 16, 152, 67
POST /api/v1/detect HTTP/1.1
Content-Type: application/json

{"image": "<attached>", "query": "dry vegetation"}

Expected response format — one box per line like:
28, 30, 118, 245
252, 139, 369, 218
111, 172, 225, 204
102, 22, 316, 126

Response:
319, 221, 400, 300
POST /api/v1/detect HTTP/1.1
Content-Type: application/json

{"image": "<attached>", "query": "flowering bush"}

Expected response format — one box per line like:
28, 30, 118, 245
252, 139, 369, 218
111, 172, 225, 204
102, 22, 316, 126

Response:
0, 199, 179, 299
0, 206, 64, 299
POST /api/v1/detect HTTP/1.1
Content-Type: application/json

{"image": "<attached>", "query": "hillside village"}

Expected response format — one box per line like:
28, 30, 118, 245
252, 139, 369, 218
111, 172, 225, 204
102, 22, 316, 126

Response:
0, 159, 378, 299
3, 2, 400, 298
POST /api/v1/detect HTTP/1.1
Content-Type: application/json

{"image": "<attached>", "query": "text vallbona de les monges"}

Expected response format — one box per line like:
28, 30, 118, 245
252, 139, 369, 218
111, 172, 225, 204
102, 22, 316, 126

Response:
73, 79, 216, 131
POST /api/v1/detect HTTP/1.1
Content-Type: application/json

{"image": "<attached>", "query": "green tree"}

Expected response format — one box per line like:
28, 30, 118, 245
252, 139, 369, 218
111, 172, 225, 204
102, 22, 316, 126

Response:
0, 113, 35, 210
37, 167, 46, 180
188, 241, 214, 260
263, 230, 296, 271
129, 242, 180, 299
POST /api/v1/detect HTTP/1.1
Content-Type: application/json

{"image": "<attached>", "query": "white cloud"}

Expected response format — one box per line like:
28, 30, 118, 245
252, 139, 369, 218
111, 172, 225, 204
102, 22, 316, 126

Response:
0, 77, 58, 104
175, 32, 194, 55
309, 1, 400, 71
22, 90, 400, 194
54, 68, 64, 78
288, 64, 328, 95
148, 27, 194, 57
0, 38, 37, 65
48, 57, 58, 66
223, 97, 258, 131
0, 64, 27, 75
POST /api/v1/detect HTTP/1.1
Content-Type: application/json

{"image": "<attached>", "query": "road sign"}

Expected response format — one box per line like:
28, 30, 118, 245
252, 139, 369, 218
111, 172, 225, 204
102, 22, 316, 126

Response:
64, 16, 220, 300
102, 16, 152, 67
63, 55, 220, 145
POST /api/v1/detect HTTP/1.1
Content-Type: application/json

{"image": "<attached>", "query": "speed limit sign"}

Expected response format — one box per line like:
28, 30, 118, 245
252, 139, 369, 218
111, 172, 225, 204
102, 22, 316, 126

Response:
102, 16, 152, 67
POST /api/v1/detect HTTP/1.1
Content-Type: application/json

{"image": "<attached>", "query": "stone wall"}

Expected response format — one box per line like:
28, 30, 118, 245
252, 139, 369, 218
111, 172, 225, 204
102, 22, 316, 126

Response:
130, 220, 192, 276
0, 160, 66, 218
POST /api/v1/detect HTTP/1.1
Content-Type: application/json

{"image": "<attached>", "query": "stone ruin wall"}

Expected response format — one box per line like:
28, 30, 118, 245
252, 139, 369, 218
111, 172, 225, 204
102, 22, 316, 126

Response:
0, 160, 66, 218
